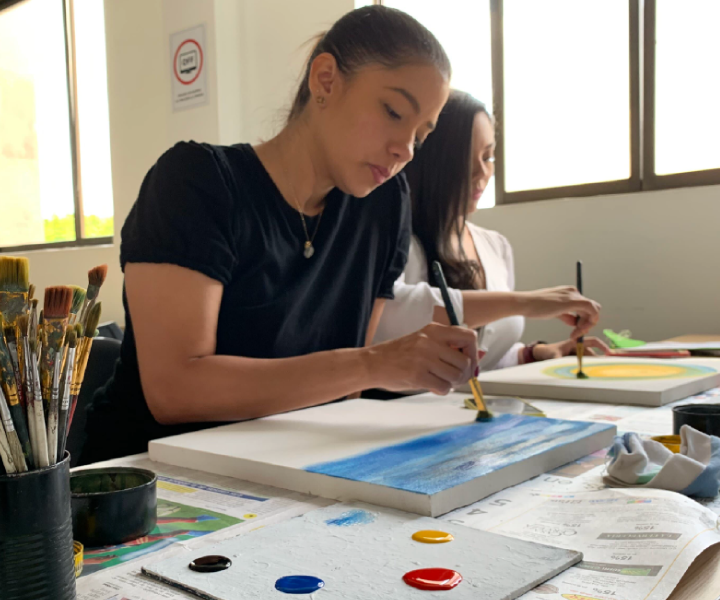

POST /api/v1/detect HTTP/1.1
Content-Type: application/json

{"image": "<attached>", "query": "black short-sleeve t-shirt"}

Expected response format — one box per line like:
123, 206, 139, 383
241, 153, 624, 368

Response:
82, 141, 410, 463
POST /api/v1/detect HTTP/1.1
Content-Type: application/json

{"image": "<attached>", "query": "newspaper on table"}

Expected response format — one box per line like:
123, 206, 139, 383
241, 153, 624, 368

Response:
441, 465, 720, 600
75, 455, 328, 600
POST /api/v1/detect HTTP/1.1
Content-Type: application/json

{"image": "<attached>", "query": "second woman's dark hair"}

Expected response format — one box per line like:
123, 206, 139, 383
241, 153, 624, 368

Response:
404, 90, 491, 290
288, 5, 451, 121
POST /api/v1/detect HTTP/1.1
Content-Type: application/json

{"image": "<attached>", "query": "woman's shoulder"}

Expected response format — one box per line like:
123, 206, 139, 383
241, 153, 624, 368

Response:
155, 141, 253, 179
467, 222, 513, 257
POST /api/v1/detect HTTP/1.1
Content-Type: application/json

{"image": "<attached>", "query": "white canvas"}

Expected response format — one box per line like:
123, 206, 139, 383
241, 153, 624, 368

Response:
477, 357, 720, 407
149, 400, 615, 517
142, 502, 583, 600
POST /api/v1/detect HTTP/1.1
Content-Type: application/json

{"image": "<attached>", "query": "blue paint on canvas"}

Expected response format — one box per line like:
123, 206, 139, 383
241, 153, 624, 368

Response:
305, 414, 613, 495
324, 509, 376, 527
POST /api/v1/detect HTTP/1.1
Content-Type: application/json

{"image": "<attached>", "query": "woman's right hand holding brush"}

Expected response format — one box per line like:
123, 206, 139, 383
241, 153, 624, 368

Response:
364, 323, 478, 396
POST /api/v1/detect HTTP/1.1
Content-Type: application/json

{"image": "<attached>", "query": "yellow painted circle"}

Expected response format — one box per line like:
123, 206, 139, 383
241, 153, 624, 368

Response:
584, 364, 685, 378
544, 362, 716, 381
412, 530, 454, 544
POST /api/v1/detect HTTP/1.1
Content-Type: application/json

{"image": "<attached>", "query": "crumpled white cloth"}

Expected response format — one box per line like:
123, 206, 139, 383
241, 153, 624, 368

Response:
604, 425, 720, 497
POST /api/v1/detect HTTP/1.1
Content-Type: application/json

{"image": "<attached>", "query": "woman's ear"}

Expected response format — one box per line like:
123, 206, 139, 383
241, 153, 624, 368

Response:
308, 52, 340, 104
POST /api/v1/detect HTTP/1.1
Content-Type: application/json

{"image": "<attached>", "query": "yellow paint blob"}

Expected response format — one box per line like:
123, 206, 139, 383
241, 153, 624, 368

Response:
412, 530, 454, 544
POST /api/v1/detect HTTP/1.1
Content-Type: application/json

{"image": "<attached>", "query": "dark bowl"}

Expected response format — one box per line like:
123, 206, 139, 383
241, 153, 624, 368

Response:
70, 467, 157, 547
672, 404, 720, 437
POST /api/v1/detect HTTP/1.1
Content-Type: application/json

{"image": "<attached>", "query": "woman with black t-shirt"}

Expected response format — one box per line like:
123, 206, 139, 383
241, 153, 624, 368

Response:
81, 6, 600, 464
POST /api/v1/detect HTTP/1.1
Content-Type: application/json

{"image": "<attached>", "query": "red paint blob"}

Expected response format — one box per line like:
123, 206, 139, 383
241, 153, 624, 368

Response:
402, 568, 463, 591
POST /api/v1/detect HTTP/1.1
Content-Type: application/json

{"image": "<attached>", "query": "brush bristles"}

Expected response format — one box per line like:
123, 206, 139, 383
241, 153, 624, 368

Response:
88, 264, 108, 289
75, 323, 84, 339
0, 257, 30, 292
43, 286, 73, 319
31, 299, 38, 311
69, 286, 86, 315
66, 329, 77, 349
85, 302, 102, 336
17, 315, 29, 336
28, 284, 35, 301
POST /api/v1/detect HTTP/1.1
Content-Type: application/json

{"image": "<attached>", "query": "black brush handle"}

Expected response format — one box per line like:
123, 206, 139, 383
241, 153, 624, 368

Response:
576, 260, 584, 343
9, 403, 33, 469
432, 262, 460, 327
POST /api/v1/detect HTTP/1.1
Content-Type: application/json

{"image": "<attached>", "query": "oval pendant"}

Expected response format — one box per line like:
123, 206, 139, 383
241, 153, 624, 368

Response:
303, 243, 315, 258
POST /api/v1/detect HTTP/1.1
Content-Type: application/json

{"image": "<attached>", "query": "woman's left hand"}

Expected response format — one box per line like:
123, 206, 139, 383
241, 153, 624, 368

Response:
532, 336, 610, 362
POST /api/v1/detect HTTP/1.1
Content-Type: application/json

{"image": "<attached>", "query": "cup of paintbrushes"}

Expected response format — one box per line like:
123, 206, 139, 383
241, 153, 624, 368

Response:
0, 451, 77, 599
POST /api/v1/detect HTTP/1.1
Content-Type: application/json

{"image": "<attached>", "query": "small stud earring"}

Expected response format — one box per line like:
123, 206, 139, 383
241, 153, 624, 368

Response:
316, 95, 326, 105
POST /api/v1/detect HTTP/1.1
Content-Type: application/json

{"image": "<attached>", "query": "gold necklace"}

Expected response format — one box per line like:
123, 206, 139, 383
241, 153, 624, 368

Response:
277, 142, 324, 258
293, 197, 323, 259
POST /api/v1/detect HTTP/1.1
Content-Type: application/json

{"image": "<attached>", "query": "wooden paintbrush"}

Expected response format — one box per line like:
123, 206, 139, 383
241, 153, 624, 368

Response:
17, 314, 39, 465
68, 286, 86, 326
0, 397, 17, 474
0, 384, 26, 472
57, 329, 77, 461
47, 326, 71, 465
29, 333, 49, 468
78, 265, 108, 330
0, 317, 33, 468
40, 286, 73, 416
0, 256, 29, 329
431, 261, 493, 421
68, 303, 101, 431
576, 261, 588, 379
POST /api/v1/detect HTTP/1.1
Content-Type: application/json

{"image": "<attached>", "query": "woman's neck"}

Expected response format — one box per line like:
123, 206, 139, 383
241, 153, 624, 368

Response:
254, 121, 334, 216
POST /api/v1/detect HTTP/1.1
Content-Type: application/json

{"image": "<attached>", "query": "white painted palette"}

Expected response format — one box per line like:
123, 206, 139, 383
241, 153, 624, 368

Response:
142, 502, 583, 599
477, 357, 720, 407
149, 400, 615, 517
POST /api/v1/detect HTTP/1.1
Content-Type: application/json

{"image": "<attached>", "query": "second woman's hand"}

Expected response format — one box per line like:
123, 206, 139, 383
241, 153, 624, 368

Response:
517, 286, 601, 339
364, 322, 478, 395
530, 336, 610, 362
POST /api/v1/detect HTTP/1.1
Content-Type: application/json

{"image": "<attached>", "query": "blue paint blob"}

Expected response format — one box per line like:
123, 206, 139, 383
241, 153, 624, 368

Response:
324, 509, 376, 527
275, 575, 325, 594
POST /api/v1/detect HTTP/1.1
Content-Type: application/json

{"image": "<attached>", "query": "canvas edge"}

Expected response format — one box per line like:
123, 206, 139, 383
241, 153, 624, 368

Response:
429, 424, 618, 517
478, 381, 662, 406
148, 441, 435, 516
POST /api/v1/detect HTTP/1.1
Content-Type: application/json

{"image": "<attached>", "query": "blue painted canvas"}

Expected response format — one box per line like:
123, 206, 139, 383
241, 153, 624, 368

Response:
305, 414, 614, 495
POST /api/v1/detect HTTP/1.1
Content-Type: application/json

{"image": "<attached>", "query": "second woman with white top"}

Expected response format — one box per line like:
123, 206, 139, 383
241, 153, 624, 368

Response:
374, 90, 608, 373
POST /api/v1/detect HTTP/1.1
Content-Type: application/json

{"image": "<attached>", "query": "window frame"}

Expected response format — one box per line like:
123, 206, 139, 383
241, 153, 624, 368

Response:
641, 0, 720, 192
377, 0, 720, 206
491, 0, 642, 205
0, 0, 113, 253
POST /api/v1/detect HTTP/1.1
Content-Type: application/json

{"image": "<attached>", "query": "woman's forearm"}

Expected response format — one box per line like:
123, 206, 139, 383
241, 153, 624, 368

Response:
433, 290, 526, 329
147, 347, 376, 425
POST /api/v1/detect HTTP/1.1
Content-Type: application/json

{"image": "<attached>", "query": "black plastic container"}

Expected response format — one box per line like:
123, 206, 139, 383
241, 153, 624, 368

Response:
673, 404, 720, 436
71, 467, 157, 547
0, 452, 76, 600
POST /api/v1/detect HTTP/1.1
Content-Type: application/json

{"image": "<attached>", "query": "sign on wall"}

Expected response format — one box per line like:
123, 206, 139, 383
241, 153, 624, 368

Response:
170, 24, 208, 111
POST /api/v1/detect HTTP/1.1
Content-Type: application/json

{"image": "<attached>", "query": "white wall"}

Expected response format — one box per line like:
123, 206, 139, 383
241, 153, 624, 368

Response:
471, 184, 720, 343
8, 0, 718, 343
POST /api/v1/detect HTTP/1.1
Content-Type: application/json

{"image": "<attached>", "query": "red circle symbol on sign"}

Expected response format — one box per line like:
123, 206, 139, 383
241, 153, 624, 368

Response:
174, 39, 203, 85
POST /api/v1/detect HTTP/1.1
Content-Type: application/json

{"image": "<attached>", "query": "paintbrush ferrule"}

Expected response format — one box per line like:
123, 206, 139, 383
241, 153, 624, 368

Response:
30, 347, 49, 468
46, 353, 63, 465
0, 292, 28, 328
57, 346, 76, 459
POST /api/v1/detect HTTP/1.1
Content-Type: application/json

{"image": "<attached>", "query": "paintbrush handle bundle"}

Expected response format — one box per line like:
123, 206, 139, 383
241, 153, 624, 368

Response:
0, 256, 106, 474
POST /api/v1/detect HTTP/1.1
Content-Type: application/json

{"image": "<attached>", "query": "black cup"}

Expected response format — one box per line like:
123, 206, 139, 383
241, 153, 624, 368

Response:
71, 467, 157, 547
673, 404, 720, 436
0, 452, 77, 600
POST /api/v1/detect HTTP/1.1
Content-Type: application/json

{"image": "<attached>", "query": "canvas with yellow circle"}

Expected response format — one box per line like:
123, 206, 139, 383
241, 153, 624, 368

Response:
544, 362, 717, 381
